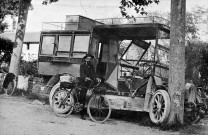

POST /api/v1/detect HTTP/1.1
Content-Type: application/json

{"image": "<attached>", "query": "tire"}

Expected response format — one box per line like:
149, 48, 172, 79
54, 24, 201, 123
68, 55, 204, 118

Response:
87, 95, 111, 123
5, 79, 17, 96
149, 90, 170, 124
49, 83, 60, 107
52, 89, 74, 117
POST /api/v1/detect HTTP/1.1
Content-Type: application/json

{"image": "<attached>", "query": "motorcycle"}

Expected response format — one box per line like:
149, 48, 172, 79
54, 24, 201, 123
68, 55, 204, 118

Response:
51, 73, 111, 123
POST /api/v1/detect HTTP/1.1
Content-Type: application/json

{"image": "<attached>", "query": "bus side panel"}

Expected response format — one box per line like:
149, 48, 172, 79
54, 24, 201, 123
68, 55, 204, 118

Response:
38, 62, 80, 76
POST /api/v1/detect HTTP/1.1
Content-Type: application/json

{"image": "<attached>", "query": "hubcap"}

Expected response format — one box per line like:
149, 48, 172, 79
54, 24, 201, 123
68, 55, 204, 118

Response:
157, 103, 162, 111
54, 91, 71, 110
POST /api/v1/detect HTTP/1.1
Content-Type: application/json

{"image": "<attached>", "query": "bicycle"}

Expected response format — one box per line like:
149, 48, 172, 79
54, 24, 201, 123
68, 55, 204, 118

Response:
51, 73, 111, 123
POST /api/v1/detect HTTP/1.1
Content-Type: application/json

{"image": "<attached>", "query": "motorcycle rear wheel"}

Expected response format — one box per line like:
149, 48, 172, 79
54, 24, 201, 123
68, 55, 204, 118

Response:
52, 89, 74, 117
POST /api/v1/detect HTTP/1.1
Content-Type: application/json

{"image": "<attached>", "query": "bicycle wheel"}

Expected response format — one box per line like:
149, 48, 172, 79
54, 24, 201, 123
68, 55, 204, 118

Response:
52, 90, 74, 117
87, 95, 111, 123
5, 79, 17, 96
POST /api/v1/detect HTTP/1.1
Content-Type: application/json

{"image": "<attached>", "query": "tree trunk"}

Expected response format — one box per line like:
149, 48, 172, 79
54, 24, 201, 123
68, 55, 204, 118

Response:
167, 0, 186, 125
9, 0, 31, 76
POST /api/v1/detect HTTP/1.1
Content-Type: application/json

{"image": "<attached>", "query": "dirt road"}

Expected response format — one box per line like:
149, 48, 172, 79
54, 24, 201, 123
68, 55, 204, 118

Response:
0, 95, 207, 135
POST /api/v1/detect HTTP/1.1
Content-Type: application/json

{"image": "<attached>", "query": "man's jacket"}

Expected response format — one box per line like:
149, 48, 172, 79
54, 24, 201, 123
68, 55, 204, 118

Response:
80, 62, 96, 79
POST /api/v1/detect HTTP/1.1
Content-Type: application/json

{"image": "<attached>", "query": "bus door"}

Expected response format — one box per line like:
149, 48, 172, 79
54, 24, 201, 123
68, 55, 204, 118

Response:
96, 40, 119, 89
105, 40, 119, 89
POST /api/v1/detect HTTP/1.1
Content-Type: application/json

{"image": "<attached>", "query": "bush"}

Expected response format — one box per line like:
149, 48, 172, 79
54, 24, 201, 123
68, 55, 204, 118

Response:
0, 37, 14, 62
20, 60, 40, 77
185, 40, 208, 86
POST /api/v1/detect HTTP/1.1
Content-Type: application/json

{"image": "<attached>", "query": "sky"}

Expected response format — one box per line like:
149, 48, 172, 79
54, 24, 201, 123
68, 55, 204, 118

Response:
20, 0, 207, 32
2, 0, 208, 60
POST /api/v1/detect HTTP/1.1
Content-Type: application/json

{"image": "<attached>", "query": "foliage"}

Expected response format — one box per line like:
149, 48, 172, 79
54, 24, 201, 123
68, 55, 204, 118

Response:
0, 0, 33, 33
0, 0, 19, 33
0, 37, 15, 62
0, 37, 40, 76
119, 4, 207, 40
0, 23, 9, 33
20, 60, 39, 77
185, 40, 208, 86
199, 48, 208, 85
42, 0, 160, 18
144, 8, 207, 40
42, 0, 59, 5
185, 7, 208, 40
0, 0, 19, 17
119, 0, 160, 18
186, 12, 198, 39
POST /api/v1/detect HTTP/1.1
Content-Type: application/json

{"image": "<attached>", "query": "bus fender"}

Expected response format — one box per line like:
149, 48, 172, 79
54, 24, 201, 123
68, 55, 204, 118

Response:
44, 74, 61, 94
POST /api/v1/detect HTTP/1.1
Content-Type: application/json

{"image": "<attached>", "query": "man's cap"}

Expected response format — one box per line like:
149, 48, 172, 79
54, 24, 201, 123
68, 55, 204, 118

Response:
83, 54, 94, 60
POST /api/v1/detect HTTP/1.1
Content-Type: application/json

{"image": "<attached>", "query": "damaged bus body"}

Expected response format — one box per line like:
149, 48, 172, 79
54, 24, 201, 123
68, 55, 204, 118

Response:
38, 15, 170, 124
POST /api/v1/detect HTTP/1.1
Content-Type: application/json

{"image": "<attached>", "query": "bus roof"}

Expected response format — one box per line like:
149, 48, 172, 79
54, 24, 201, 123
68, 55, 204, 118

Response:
40, 23, 170, 41
40, 30, 90, 35
93, 23, 170, 40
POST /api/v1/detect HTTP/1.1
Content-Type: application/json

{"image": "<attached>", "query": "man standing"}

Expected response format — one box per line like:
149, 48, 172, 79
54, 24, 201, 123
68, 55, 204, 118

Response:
79, 54, 100, 120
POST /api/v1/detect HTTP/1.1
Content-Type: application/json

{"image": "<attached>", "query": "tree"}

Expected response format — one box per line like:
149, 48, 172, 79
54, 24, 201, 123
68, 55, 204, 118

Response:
167, 0, 186, 125
0, 0, 19, 33
9, 0, 31, 76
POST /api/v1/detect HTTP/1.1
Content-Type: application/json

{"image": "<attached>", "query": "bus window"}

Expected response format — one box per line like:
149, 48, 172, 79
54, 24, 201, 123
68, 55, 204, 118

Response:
89, 38, 99, 57
155, 66, 169, 80
41, 36, 55, 55
157, 49, 169, 65
100, 43, 108, 62
157, 29, 170, 66
72, 35, 90, 58
123, 43, 145, 65
57, 35, 72, 57
158, 29, 170, 48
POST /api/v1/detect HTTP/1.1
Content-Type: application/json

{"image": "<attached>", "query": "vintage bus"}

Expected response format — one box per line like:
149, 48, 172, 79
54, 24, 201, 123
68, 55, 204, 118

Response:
38, 15, 170, 124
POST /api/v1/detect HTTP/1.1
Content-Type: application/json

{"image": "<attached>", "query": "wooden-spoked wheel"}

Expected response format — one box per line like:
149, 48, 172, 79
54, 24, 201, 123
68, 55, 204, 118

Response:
87, 95, 111, 123
149, 90, 170, 124
52, 89, 74, 117
49, 83, 60, 107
